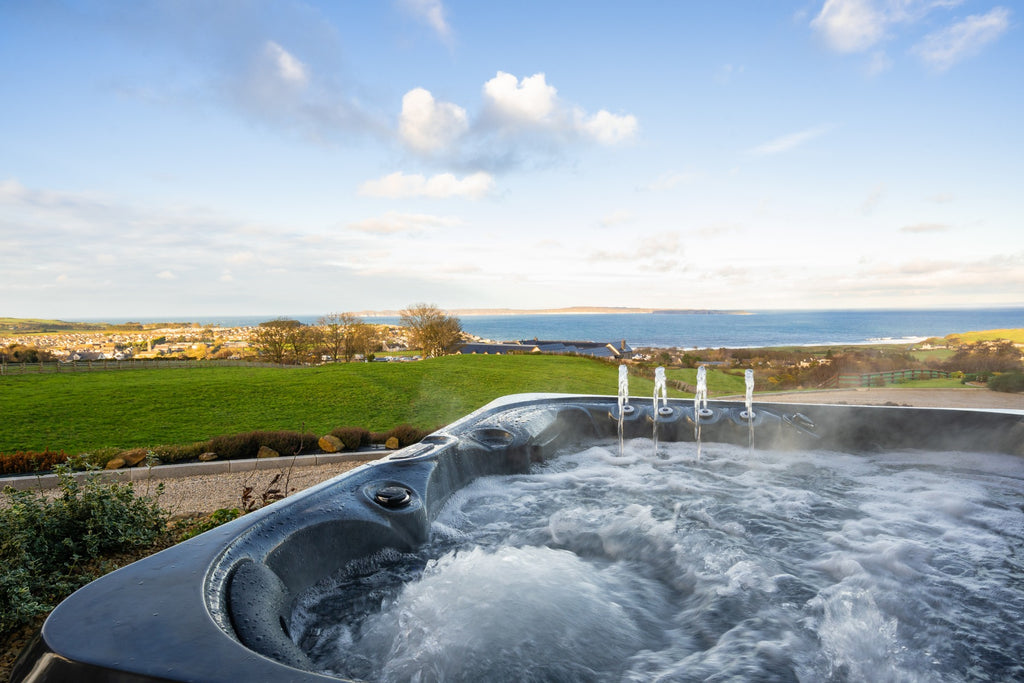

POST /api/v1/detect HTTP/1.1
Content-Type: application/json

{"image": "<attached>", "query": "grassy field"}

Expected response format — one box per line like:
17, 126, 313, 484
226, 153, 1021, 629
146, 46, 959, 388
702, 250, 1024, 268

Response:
664, 368, 748, 395
0, 355, 680, 455
942, 328, 1024, 344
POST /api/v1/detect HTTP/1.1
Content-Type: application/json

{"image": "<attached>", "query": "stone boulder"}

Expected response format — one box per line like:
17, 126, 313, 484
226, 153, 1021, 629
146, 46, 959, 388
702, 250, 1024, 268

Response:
105, 458, 126, 470
198, 452, 218, 462
257, 446, 280, 459
121, 449, 150, 467
385, 436, 400, 450
318, 435, 344, 453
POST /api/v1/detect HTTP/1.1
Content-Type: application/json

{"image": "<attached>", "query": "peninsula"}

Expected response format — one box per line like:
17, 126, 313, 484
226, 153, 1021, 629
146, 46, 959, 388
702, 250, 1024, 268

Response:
353, 307, 749, 317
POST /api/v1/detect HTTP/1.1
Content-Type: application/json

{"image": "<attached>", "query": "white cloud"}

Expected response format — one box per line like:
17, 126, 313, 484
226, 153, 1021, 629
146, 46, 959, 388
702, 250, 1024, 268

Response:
346, 211, 462, 235
399, 0, 453, 45
359, 171, 494, 199
264, 41, 308, 87
810, 0, 998, 70
575, 109, 638, 145
812, 0, 888, 52
912, 7, 1010, 70
748, 124, 833, 156
399, 88, 469, 152
398, 72, 638, 163
156, 270, 176, 280
483, 72, 558, 124
227, 251, 256, 264
480, 71, 638, 145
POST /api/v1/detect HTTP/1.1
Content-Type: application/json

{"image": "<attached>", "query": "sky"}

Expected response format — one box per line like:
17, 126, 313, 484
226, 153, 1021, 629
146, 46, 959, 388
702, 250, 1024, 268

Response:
1, 0, 1022, 319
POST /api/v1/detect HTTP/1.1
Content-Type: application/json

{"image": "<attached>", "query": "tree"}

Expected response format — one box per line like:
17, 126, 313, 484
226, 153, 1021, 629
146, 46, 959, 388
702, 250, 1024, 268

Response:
399, 303, 463, 358
347, 321, 379, 360
317, 313, 380, 361
318, 313, 356, 362
252, 319, 317, 365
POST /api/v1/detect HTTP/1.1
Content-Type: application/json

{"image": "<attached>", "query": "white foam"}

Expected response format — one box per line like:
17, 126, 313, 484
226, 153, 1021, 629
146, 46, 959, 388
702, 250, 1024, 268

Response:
293, 440, 1024, 681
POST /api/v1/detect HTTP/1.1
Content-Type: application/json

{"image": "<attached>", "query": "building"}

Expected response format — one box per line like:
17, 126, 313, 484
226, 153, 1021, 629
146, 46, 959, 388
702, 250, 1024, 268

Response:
456, 339, 633, 359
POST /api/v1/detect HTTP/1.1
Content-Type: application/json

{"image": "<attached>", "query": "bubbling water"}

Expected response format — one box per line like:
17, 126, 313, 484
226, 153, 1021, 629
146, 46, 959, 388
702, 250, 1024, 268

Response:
291, 442, 1024, 682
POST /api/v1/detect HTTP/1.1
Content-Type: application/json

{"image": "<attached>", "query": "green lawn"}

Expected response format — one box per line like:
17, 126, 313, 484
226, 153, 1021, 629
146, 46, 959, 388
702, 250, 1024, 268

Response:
665, 368, 748, 396
0, 355, 673, 454
882, 377, 966, 389
910, 349, 955, 362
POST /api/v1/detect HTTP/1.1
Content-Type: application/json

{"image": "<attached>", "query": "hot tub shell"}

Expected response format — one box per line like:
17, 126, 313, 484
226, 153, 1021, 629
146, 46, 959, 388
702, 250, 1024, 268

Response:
13, 394, 1024, 682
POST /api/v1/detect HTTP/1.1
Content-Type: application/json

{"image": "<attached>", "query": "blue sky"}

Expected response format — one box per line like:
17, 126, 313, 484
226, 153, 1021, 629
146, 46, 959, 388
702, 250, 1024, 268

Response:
1, 0, 1021, 318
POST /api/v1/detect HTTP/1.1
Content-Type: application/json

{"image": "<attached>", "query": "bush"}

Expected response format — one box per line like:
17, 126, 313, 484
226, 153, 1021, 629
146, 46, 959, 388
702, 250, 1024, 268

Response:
989, 372, 1024, 394
150, 441, 211, 464
0, 464, 167, 635
0, 449, 69, 475
329, 426, 372, 451
373, 424, 432, 448
175, 508, 242, 541
207, 430, 318, 460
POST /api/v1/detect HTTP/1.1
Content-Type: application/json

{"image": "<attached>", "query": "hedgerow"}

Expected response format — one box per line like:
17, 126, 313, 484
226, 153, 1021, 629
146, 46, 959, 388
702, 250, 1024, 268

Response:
0, 450, 68, 475
989, 372, 1024, 393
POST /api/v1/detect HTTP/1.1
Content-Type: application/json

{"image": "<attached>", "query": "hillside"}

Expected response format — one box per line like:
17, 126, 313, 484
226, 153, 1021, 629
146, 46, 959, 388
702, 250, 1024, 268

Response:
0, 318, 106, 333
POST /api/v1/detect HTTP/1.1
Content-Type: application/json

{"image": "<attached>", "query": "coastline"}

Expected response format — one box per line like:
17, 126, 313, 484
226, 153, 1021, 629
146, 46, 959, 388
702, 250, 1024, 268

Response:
357, 307, 748, 317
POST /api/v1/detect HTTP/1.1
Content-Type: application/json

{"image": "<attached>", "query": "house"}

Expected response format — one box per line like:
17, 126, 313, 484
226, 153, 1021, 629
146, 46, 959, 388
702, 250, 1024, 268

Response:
456, 339, 633, 359
522, 339, 633, 359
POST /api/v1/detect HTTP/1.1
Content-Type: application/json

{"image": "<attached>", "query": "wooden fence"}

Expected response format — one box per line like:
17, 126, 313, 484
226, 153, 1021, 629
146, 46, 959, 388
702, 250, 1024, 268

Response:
833, 369, 950, 388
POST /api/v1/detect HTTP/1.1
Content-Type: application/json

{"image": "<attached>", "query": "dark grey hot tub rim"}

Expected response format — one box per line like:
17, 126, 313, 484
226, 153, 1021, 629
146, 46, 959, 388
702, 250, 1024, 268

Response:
13, 394, 1024, 682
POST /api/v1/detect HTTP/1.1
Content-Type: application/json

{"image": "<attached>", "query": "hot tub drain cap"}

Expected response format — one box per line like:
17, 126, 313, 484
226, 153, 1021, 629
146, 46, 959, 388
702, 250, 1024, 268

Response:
374, 485, 413, 508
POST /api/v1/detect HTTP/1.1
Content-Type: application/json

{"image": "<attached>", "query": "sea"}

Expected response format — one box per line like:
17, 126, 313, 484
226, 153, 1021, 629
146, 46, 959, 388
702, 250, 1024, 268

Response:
84, 307, 1023, 349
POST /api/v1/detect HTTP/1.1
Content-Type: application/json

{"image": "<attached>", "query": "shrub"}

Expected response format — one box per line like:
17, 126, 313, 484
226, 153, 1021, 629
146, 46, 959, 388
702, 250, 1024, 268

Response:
208, 430, 318, 460
150, 441, 211, 464
375, 424, 432, 448
329, 426, 372, 451
0, 464, 167, 635
989, 372, 1024, 394
0, 449, 69, 475
175, 508, 242, 541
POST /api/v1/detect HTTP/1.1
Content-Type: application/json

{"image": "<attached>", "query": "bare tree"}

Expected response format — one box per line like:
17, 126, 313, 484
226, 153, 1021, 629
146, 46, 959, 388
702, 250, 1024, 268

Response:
399, 303, 463, 358
348, 321, 379, 360
253, 319, 317, 365
318, 312, 357, 362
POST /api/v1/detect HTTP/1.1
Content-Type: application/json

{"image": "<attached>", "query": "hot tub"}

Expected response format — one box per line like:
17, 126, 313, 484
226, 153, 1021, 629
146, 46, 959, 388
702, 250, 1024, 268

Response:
12, 394, 1024, 681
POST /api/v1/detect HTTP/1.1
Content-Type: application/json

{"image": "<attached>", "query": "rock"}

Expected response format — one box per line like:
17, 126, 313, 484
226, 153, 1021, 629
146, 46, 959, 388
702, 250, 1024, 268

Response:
318, 435, 343, 453
105, 458, 126, 470
257, 446, 280, 459
121, 449, 149, 467
385, 436, 400, 450
198, 452, 218, 462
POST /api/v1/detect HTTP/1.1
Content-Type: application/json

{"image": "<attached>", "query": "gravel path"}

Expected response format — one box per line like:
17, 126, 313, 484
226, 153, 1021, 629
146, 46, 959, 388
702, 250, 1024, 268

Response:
153, 460, 375, 518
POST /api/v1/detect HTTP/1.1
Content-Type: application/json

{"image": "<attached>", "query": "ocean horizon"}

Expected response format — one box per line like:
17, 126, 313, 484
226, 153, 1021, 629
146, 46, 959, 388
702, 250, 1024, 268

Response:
74, 307, 1023, 350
